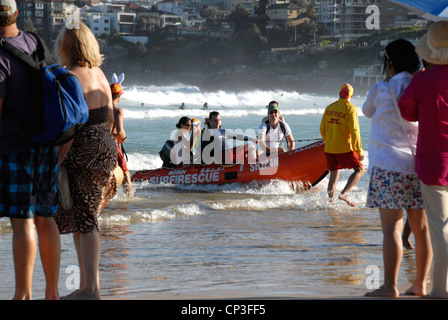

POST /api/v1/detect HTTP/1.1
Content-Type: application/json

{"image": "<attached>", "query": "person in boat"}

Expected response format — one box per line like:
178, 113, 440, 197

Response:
200, 111, 257, 165
110, 73, 133, 199
258, 102, 294, 156
161, 116, 201, 167
320, 83, 365, 207
261, 101, 285, 123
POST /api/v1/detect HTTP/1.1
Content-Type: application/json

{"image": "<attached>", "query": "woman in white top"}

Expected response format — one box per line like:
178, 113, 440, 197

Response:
363, 39, 432, 298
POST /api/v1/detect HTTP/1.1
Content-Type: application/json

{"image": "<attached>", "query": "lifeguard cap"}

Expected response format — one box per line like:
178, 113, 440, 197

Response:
110, 83, 124, 96
339, 83, 353, 99
110, 73, 125, 96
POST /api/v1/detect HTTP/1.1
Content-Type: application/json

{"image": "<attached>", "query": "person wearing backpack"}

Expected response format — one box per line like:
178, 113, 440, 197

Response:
53, 22, 118, 300
258, 102, 295, 156
0, 1, 61, 300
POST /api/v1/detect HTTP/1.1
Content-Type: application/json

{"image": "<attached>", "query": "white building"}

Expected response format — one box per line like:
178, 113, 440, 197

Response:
312, 0, 381, 42
86, 2, 143, 43
87, 13, 111, 36
111, 12, 138, 35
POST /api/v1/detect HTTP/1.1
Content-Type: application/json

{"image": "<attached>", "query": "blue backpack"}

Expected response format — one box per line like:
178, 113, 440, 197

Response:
0, 32, 89, 146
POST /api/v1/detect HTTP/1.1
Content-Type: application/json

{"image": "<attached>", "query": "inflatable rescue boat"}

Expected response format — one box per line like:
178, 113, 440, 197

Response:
131, 140, 328, 189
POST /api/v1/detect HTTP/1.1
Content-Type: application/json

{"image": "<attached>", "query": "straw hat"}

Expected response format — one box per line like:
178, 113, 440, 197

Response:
416, 21, 448, 65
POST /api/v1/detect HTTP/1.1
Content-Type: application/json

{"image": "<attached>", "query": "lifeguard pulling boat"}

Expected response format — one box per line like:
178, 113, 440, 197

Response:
131, 140, 328, 189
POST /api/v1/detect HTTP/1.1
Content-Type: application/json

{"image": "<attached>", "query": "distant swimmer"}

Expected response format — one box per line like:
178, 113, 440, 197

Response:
179, 102, 186, 110
203, 102, 208, 110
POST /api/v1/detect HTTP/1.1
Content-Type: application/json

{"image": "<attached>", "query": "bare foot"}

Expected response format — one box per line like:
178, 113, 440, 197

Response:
61, 289, 101, 300
402, 237, 415, 250
338, 194, 356, 207
421, 294, 448, 299
405, 285, 426, 296
365, 286, 399, 298
60, 289, 80, 300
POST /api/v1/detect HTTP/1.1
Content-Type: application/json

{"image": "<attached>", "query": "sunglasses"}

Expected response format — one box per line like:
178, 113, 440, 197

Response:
269, 110, 278, 114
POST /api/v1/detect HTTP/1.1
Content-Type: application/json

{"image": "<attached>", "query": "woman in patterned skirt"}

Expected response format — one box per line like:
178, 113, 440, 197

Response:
54, 22, 118, 300
363, 39, 432, 298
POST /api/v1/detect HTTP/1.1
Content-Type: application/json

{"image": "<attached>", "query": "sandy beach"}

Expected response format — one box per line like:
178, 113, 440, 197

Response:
0, 87, 440, 306
103, 280, 435, 300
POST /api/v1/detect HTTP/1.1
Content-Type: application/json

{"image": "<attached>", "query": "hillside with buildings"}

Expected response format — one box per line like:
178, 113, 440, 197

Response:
16, 0, 429, 93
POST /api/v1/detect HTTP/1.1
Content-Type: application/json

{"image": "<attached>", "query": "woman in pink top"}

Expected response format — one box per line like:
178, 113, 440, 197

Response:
399, 21, 448, 298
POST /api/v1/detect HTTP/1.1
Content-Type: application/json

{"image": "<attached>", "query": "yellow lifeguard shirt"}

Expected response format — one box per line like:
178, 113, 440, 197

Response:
320, 98, 363, 156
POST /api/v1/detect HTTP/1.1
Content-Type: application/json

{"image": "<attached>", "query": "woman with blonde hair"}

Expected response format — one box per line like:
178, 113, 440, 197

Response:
54, 22, 118, 300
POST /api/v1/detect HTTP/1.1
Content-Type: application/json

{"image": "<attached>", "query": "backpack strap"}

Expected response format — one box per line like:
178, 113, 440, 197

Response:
265, 120, 286, 136
0, 37, 36, 68
0, 31, 53, 69
279, 121, 286, 136
264, 120, 270, 134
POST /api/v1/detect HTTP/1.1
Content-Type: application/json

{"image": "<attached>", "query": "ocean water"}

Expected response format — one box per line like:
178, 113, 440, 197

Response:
0, 84, 422, 299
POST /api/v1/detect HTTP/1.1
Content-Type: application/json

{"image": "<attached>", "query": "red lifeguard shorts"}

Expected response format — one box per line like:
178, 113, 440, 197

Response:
325, 151, 363, 171
117, 144, 129, 172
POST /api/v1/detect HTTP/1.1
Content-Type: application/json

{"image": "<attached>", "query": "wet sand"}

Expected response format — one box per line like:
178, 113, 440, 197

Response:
105, 282, 434, 300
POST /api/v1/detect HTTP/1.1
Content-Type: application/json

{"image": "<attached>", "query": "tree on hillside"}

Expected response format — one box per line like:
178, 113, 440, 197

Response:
290, 0, 313, 15
127, 41, 148, 60
255, 0, 269, 16
202, 5, 220, 26
267, 25, 289, 47
229, 4, 251, 33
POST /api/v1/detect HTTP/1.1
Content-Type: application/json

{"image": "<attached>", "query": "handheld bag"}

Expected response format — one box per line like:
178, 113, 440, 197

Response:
159, 140, 175, 163
388, 82, 416, 159
0, 33, 89, 146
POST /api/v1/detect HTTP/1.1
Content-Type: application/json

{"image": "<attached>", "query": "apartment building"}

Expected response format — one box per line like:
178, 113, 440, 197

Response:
16, 0, 79, 35
87, 13, 111, 36
266, 2, 300, 21
312, 0, 381, 41
312, 0, 427, 41
157, 0, 205, 27
378, 0, 424, 29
